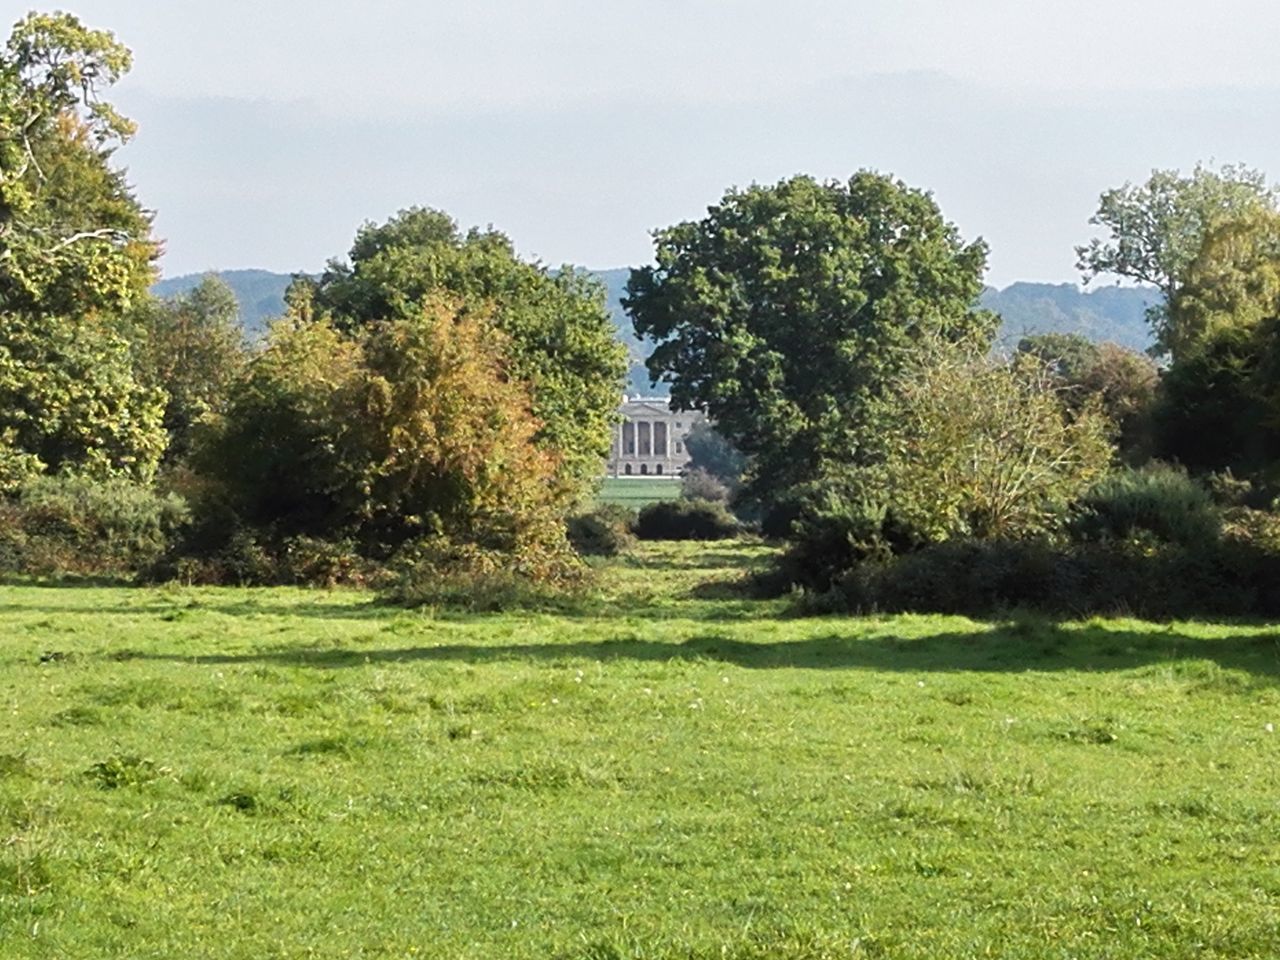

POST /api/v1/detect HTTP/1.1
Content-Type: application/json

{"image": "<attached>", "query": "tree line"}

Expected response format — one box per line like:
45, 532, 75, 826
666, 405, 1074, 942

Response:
4, 11, 1280, 614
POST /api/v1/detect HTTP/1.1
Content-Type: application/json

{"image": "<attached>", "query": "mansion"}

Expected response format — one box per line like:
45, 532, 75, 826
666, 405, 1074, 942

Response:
606, 397, 703, 478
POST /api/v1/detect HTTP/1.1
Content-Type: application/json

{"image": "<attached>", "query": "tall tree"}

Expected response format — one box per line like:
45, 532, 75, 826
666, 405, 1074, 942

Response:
0, 12, 165, 486
1149, 208, 1280, 477
625, 172, 993, 508
1076, 163, 1277, 356
300, 208, 627, 498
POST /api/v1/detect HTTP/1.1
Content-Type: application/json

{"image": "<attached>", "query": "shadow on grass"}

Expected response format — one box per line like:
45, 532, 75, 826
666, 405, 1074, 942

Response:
0, 588, 782, 625
120, 622, 1280, 678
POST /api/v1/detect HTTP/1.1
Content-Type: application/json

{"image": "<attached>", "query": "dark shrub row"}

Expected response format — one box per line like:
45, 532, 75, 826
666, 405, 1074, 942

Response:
810, 537, 1280, 620
633, 499, 740, 541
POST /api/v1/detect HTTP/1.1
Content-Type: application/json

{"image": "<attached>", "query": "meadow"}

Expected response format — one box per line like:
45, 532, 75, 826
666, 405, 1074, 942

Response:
1, 541, 1279, 958
596, 477, 683, 509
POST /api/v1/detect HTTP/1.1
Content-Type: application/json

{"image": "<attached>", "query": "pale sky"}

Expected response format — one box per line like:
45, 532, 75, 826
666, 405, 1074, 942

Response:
33, 0, 1280, 285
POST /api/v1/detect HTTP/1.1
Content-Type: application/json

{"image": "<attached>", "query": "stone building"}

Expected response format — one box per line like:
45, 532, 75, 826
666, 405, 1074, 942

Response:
606, 397, 703, 477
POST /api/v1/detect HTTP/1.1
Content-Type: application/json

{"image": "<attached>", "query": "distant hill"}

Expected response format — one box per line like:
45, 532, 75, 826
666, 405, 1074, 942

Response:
154, 270, 1158, 393
983, 282, 1156, 354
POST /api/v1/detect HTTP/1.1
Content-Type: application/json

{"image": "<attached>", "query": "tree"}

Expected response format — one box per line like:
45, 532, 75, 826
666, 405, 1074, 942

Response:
625, 172, 993, 509
1016, 332, 1101, 384
1017, 333, 1158, 464
880, 343, 1114, 543
781, 340, 1114, 588
300, 208, 627, 497
1162, 207, 1280, 361
1076, 163, 1277, 355
683, 419, 747, 489
1, 12, 154, 317
0, 13, 165, 486
135, 275, 247, 462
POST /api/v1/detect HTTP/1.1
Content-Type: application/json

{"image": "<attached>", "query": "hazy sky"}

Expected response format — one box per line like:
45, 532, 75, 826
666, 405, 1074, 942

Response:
43, 0, 1280, 285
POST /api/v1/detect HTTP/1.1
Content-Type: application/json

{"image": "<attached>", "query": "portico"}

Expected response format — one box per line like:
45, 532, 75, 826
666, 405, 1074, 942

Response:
607, 398, 701, 478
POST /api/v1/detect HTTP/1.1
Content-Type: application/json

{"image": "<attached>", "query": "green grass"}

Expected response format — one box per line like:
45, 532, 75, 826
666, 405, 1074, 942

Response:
2, 541, 1280, 957
597, 476, 682, 508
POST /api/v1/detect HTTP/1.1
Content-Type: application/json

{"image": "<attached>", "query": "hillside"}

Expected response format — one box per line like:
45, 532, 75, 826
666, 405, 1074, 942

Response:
984, 282, 1157, 354
154, 270, 1158, 391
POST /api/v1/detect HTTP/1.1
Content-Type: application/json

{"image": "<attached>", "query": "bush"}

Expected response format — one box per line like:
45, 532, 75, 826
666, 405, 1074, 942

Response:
381, 537, 584, 611
633, 499, 739, 541
680, 467, 730, 503
567, 505, 635, 557
810, 536, 1280, 620
0, 475, 188, 579
1070, 464, 1220, 548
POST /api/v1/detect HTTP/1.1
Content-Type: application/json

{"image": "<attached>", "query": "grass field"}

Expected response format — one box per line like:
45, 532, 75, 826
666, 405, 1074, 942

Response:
596, 476, 682, 509
2, 541, 1280, 958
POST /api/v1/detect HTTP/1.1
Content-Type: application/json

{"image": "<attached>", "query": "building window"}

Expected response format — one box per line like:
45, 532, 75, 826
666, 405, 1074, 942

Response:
656, 464, 663, 475
640, 464, 649, 475
624, 464, 632, 475
675, 422, 682, 428
675, 441, 682, 453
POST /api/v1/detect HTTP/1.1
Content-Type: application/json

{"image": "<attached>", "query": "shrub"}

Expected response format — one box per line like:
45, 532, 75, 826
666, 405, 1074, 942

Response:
567, 505, 636, 557
200, 298, 579, 567
0, 475, 188, 579
633, 499, 739, 541
1070, 464, 1220, 548
811, 537, 1280, 620
680, 467, 730, 503
381, 537, 584, 611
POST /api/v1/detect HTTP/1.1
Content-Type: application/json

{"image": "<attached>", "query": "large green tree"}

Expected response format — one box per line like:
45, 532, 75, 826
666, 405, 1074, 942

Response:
0, 12, 165, 486
299, 208, 627, 497
625, 172, 993, 507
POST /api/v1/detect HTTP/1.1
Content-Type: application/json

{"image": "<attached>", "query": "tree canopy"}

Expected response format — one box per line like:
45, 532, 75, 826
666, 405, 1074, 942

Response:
299, 207, 628, 497
1076, 163, 1277, 357
0, 12, 165, 486
135, 275, 247, 463
625, 172, 993, 507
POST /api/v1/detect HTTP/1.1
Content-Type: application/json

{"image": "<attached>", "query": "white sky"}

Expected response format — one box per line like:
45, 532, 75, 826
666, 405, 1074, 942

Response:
30, 0, 1280, 285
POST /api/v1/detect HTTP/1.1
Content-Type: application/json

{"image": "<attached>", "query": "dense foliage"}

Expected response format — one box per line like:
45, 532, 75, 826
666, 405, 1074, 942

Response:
0, 13, 166, 486
301, 207, 627, 496
0, 473, 186, 578
626, 172, 993, 511
633, 499, 739, 541
195, 297, 579, 581
779, 342, 1114, 589
1016, 333, 1158, 463
134, 274, 247, 463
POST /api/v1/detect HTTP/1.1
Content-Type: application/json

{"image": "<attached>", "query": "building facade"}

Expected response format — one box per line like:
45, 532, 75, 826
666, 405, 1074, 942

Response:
606, 398, 703, 478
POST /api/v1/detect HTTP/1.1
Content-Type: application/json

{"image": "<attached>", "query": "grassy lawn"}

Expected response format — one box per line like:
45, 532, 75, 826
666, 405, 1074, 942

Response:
2, 541, 1279, 958
596, 476, 682, 509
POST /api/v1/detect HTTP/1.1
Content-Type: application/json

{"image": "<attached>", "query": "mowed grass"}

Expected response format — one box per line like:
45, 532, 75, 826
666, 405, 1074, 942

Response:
2, 542, 1280, 958
596, 476, 682, 508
